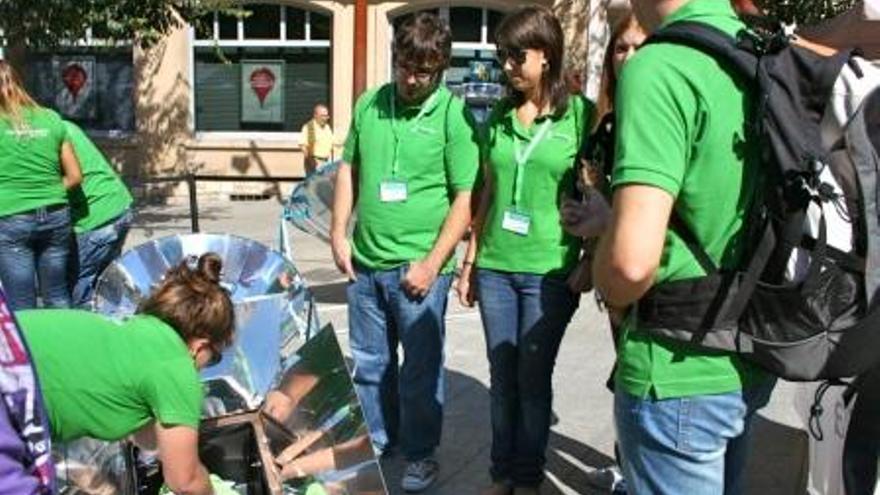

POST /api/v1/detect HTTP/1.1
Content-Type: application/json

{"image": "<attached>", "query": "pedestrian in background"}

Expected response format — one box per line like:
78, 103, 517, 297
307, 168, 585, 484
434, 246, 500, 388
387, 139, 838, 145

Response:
0, 60, 81, 311
301, 103, 334, 175
457, 6, 594, 494
65, 120, 134, 307
331, 12, 480, 493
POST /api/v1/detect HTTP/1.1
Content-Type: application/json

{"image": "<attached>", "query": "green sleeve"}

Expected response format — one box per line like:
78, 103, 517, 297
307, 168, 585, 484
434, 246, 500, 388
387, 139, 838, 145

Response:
444, 96, 480, 192
612, 50, 701, 197
142, 358, 202, 429
479, 98, 509, 166
342, 89, 376, 166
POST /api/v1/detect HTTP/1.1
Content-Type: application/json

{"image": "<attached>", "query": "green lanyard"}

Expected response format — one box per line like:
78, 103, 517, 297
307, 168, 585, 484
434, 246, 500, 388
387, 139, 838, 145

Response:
511, 119, 553, 207
389, 87, 439, 177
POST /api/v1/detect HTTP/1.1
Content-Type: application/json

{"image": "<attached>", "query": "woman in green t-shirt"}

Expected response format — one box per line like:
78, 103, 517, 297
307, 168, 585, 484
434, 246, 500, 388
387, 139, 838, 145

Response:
18, 253, 235, 495
456, 7, 592, 495
0, 61, 82, 310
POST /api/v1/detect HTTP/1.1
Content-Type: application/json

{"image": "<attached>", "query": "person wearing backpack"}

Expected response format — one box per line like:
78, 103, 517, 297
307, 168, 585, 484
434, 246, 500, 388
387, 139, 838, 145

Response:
456, 7, 594, 494
591, 0, 774, 492
65, 120, 134, 307
330, 12, 480, 492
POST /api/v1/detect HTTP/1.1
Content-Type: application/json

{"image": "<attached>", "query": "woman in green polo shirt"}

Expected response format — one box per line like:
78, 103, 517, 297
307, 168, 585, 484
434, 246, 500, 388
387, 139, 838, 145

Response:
18, 253, 235, 495
457, 7, 594, 495
0, 61, 82, 311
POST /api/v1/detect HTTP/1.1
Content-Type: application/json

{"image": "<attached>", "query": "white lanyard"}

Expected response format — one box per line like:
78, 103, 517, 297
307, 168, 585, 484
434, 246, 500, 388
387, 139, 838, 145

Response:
389, 87, 439, 177
511, 119, 553, 206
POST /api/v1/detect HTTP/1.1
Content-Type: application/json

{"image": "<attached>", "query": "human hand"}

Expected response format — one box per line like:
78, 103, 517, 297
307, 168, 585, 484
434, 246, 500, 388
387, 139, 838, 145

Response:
401, 259, 439, 298
560, 194, 611, 239
330, 233, 356, 281
456, 263, 477, 307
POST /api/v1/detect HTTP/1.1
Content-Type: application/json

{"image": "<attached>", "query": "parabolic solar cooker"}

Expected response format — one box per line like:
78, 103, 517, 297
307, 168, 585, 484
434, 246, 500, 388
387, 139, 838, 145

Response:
53, 234, 386, 495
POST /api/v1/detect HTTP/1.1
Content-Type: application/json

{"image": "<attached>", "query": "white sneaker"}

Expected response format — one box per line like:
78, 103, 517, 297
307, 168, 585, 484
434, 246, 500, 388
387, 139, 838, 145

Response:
585, 466, 626, 493
401, 458, 439, 492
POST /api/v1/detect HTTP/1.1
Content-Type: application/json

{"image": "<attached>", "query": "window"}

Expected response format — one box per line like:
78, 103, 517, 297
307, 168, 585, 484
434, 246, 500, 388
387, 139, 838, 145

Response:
24, 29, 135, 134
193, 4, 332, 133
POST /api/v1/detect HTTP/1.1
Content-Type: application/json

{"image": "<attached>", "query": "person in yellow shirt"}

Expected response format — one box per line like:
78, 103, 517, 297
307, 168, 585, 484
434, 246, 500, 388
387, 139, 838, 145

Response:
300, 104, 334, 174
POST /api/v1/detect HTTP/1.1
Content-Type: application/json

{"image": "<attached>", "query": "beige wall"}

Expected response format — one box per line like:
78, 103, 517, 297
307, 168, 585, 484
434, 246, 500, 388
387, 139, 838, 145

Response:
37, 0, 589, 202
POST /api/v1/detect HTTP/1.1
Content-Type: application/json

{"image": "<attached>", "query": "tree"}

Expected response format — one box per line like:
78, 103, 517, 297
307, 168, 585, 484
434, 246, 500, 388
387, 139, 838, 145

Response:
0, 0, 241, 48
755, 0, 857, 25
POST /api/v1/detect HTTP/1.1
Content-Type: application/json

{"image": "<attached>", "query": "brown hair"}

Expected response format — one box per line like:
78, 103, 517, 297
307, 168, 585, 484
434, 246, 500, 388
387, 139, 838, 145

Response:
595, 14, 646, 129
138, 252, 235, 349
393, 12, 452, 74
495, 6, 569, 116
0, 61, 38, 126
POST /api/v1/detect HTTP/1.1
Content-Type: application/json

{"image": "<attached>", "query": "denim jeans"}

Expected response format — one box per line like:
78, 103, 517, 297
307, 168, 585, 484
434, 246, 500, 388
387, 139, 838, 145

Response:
0, 206, 72, 310
70, 209, 133, 307
475, 268, 579, 487
347, 263, 452, 462
615, 379, 775, 495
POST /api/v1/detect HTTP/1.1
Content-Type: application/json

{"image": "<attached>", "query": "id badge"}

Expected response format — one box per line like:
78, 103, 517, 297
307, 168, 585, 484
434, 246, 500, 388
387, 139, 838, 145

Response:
502, 208, 531, 236
380, 179, 408, 203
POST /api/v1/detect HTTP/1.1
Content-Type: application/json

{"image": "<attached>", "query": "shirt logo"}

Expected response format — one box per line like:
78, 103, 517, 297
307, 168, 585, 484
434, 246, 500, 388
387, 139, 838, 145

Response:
5, 129, 50, 139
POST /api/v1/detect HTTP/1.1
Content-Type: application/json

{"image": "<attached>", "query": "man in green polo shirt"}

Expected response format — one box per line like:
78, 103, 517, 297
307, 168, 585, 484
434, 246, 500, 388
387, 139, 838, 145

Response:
330, 12, 479, 493
593, 0, 773, 493
65, 121, 134, 307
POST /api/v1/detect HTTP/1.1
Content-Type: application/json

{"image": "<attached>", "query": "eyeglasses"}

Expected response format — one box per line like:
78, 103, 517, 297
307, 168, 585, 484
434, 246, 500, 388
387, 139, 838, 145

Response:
394, 64, 437, 84
206, 342, 224, 367
496, 46, 528, 66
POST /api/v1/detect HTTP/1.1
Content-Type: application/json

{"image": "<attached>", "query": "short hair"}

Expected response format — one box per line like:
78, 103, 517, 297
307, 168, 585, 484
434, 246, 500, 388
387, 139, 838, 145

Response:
393, 12, 452, 73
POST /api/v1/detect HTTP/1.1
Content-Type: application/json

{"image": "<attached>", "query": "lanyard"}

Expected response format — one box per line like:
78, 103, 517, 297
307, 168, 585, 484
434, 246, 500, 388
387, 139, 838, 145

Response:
389, 87, 439, 177
511, 119, 553, 207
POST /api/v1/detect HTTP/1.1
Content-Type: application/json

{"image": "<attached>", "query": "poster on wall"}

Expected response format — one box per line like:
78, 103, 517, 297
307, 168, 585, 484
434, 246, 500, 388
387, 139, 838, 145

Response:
53, 56, 97, 120
241, 60, 284, 124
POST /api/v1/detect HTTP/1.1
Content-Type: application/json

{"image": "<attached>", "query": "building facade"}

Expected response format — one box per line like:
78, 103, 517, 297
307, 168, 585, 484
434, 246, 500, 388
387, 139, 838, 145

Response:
10, 0, 611, 202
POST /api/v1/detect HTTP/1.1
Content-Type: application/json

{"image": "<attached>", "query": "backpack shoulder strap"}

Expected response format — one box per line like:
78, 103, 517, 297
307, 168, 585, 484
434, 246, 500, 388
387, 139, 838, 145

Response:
645, 21, 759, 81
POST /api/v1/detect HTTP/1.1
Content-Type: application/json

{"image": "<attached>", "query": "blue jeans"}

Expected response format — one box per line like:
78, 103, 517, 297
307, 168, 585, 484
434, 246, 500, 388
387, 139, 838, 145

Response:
347, 263, 452, 461
70, 209, 133, 307
615, 380, 775, 495
475, 268, 579, 487
0, 206, 72, 310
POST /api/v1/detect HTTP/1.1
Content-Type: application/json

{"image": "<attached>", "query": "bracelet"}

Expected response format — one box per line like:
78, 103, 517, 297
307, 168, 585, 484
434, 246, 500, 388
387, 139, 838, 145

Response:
462, 261, 474, 266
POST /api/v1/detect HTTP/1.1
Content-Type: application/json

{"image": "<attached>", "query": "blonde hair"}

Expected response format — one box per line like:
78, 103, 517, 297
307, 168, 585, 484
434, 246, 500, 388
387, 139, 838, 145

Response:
0, 61, 38, 126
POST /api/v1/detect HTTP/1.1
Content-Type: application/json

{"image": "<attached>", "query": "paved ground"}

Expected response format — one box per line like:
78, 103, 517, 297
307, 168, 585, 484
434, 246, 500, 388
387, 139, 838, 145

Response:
126, 200, 810, 495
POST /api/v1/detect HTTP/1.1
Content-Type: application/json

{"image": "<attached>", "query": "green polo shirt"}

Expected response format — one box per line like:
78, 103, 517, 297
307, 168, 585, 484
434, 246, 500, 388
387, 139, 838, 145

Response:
20, 310, 202, 442
343, 83, 480, 272
0, 108, 69, 217
65, 122, 133, 233
476, 95, 594, 275
612, 0, 768, 399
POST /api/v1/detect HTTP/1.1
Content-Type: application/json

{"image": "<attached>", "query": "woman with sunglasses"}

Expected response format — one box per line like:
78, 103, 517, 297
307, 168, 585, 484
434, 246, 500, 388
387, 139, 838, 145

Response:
457, 6, 594, 495
15, 252, 235, 495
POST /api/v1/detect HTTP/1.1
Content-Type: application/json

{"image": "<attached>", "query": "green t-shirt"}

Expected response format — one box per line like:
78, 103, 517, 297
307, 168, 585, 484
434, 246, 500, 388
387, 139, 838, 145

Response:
342, 83, 480, 272
0, 108, 69, 217
476, 95, 594, 275
19, 310, 202, 442
612, 0, 767, 399
65, 122, 133, 233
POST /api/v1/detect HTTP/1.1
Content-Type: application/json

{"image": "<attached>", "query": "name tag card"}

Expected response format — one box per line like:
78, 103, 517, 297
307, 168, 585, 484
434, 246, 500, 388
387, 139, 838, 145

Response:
380, 179, 408, 203
502, 208, 531, 236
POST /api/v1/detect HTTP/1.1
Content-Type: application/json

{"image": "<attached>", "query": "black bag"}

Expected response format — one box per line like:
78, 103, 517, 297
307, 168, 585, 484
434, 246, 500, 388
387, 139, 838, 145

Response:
634, 21, 880, 381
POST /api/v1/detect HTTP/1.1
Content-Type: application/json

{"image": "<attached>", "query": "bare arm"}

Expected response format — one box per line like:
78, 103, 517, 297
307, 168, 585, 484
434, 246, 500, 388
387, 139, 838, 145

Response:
402, 189, 473, 298
457, 171, 493, 306
60, 141, 82, 190
156, 424, 214, 495
593, 184, 674, 308
330, 161, 357, 280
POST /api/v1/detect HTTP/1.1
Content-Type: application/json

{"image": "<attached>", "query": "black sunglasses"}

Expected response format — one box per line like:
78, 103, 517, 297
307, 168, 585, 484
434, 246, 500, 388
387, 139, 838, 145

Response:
206, 342, 224, 367
496, 46, 528, 66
